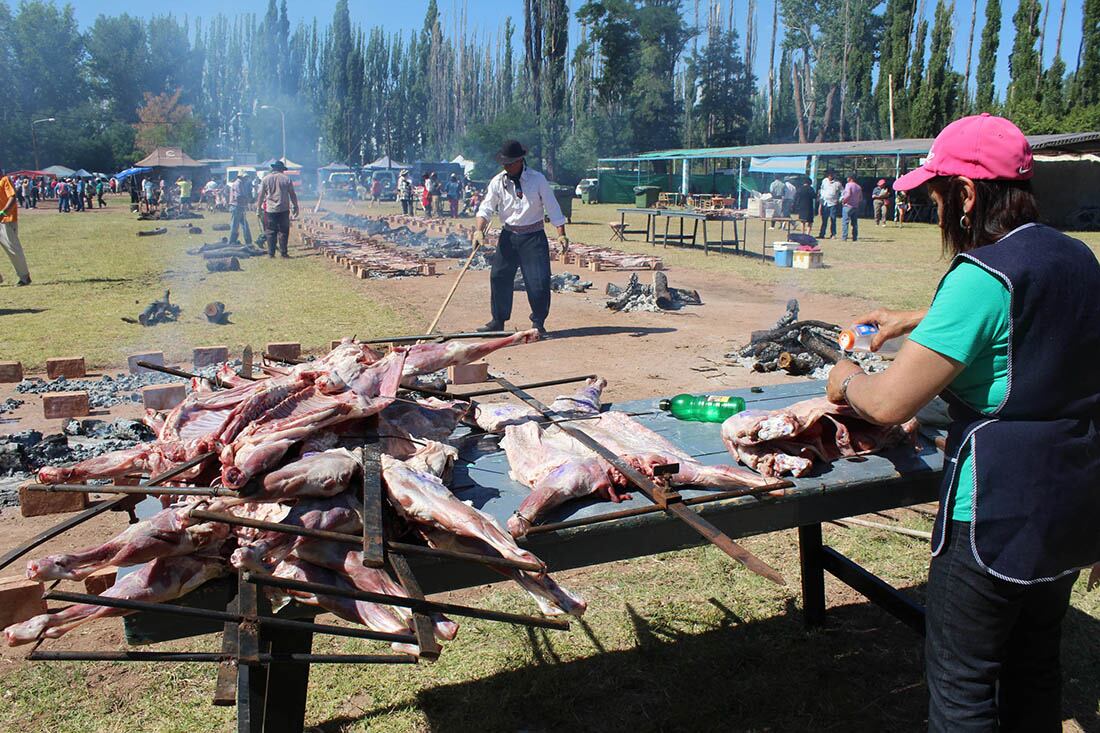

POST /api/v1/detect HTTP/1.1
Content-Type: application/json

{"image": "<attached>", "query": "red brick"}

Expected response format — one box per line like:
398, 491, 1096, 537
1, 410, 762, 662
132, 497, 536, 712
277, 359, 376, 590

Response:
0, 576, 46, 629
448, 361, 489, 385
588, 260, 603, 272
331, 339, 344, 351
420, 263, 436, 276
127, 351, 165, 375
193, 346, 229, 369
266, 342, 301, 362
19, 483, 89, 517
0, 361, 22, 383
42, 391, 90, 419
142, 383, 187, 411
45, 356, 86, 380
83, 567, 118, 595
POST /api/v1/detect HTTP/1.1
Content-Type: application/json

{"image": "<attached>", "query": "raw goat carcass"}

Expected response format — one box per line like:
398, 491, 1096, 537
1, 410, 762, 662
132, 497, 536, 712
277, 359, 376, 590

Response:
720, 396, 919, 477
5, 556, 226, 646
382, 454, 543, 571
27, 502, 230, 581
502, 410, 774, 537
250, 447, 361, 501
227, 493, 363, 572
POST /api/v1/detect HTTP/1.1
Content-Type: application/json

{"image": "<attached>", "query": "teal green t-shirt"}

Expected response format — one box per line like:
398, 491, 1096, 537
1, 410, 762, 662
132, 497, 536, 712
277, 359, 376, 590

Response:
909, 261, 1011, 522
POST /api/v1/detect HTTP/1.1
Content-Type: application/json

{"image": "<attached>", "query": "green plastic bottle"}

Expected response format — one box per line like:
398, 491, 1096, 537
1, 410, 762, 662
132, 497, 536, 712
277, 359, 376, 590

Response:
658, 393, 747, 422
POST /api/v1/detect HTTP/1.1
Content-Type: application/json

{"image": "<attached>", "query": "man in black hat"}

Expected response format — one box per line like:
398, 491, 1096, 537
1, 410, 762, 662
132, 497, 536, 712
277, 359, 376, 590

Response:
258, 159, 299, 258
472, 139, 568, 337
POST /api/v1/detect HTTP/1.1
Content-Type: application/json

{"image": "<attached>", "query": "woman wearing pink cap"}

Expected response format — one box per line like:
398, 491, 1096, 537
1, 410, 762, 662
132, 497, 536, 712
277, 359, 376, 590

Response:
825, 114, 1100, 731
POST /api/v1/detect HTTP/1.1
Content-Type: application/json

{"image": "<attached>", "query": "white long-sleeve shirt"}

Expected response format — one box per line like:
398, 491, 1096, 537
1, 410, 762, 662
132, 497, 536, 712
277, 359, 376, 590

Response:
476, 166, 566, 229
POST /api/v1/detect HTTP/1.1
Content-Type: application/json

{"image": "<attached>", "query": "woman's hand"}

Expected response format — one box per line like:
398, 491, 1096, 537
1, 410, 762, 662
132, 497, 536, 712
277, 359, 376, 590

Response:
853, 308, 928, 351
826, 359, 863, 404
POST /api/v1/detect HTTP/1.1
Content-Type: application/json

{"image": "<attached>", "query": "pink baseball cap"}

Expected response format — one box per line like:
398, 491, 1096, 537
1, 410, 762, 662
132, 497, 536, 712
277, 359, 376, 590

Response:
893, 113, 1034, 191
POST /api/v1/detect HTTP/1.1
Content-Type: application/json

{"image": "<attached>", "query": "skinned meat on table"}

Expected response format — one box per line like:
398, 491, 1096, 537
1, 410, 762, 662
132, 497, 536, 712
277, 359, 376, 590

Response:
472, 377, 607, 433
720, 396, 920, 477
502, 410, 774, 537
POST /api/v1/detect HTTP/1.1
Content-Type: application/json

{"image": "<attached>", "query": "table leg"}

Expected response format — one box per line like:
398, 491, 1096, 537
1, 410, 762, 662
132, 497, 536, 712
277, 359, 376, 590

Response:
663, 216, 670, 247
798, 523, 826, 629
260, 626, 314, 733
620, 211, 626, 241
699, 220, 707, 255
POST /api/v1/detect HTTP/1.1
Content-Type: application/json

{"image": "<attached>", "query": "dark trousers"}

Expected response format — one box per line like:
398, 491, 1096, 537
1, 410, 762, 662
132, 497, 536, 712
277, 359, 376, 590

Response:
230, 207, 252, 244
817, 203, 837, 237
400, 198, 412, 215
263, 210, 291, 256
926, 521, 1077, 732
490, 229, 551, 327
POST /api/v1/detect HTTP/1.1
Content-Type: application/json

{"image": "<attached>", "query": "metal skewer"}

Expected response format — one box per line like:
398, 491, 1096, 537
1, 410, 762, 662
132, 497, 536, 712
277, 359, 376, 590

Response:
187, 509, 546, 573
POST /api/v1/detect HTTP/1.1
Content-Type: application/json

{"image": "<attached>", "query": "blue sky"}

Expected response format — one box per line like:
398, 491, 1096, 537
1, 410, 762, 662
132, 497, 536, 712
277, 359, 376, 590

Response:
71, 0, 1085, 100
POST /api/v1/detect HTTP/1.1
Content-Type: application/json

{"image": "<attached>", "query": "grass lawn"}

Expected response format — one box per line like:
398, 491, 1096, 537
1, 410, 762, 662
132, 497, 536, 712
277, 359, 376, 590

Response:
1, 520, 1097, 731
0, 197, 410, 371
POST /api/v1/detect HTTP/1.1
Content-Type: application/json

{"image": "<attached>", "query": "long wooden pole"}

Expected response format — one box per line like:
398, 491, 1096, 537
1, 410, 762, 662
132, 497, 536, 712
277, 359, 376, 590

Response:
424, 235, 484, 334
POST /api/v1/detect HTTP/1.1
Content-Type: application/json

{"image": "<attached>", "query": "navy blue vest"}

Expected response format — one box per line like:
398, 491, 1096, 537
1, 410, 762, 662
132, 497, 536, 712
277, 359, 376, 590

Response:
932, 223, 1100, 583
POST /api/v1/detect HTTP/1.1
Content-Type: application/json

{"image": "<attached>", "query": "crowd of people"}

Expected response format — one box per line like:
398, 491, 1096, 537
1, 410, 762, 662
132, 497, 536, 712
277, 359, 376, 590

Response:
7, 174, 114, 214
774, 171, 915, 238
396, 169, 480, 218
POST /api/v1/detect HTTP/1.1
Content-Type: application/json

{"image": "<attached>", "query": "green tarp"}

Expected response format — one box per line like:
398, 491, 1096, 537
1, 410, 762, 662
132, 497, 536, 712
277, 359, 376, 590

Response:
598, 170, 759, 203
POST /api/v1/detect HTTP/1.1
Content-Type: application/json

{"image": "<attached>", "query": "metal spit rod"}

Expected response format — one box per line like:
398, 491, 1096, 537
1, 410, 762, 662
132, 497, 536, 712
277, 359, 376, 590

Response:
28, 650, 416, 665
43, 590, 417, 646
187, 508, 546, 574
489, 375, 788, 586
244, 571, 569, 631
407, 373, 598, 401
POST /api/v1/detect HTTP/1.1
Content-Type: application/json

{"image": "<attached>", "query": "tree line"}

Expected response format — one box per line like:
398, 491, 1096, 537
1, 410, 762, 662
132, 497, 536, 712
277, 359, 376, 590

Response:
0, 0, 1097, 182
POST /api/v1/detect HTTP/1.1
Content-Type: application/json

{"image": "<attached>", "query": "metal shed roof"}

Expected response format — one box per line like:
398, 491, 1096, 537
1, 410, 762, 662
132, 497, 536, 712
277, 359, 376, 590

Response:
599, 132, 1100, 164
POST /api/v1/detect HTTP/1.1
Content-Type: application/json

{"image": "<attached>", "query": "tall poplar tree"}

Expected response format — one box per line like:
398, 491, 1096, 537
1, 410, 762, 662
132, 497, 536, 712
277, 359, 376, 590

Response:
974, 0, 1001, 109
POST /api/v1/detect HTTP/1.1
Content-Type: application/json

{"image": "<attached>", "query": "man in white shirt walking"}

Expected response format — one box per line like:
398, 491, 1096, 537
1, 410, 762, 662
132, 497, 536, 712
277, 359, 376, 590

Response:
473, 140, 568, 337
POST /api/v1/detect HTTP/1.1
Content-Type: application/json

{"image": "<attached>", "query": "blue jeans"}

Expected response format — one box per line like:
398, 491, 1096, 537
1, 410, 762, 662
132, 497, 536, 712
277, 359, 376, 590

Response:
489, 229, 551, 327
926, 522, 1077, 732
229, 207, 252, 244
817, 204, 838, 238
842, 205, 859, 241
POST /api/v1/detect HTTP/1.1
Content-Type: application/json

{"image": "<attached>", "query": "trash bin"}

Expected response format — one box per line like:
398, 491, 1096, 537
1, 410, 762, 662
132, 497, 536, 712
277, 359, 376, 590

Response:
551, 185, 574, 223
634, 186, 659, 208
581, 187, 594, 204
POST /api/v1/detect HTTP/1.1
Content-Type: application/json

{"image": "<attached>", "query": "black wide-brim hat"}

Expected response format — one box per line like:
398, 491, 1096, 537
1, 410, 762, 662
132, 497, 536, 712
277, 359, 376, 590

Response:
496, 140, 527, 165
270, 160, 287, 171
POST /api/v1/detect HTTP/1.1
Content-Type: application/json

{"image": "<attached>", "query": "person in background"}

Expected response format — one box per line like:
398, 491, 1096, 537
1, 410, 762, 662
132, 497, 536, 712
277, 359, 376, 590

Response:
429, 171, 441, 216
85, 179, 94, 211
793, 176, 815, 234
141, 176, 154, 215
0, 166, 32, 286
397, 170, 413, 215
369, 176, 382, 207
73, 177, 85, 212
768, 175, 785, 228
96, 178, 106, 208
445, 173, 463, 218
421, 173, 433, 217
29, 177, 39, 208
258, 159, 299, 258
472, 139, 568, 338
228, 170, 253, 246
57, 178, 70, 213
177, 176, 192, 212
840, 174, 863, 242
895, 188, 910, 226
872, 179, 891, 226
817, 170, 842, 239
14, 177, 25, 209
826, 113, 1100, 732
783, 176, 797, 218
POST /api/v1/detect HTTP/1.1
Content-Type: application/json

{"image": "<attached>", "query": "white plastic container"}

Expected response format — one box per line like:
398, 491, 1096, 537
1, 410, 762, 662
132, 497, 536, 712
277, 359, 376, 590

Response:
838, 323, 879, 352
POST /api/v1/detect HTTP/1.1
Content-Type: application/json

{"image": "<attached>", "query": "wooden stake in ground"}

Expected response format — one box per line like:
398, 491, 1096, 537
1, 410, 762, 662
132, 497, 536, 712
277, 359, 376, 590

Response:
424, 235, 485, 335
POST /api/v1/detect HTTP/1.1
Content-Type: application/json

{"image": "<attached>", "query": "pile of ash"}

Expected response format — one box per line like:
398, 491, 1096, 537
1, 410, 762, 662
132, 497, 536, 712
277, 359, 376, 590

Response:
17, 371, 180, 408
513, 271, 592, 293
605, 272, 702, 313
0, 398, 24, 415
726, 300, 886, 379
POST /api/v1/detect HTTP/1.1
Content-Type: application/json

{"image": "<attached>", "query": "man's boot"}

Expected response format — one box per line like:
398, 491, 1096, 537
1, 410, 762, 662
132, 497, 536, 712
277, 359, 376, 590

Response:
477, 321, 504, 332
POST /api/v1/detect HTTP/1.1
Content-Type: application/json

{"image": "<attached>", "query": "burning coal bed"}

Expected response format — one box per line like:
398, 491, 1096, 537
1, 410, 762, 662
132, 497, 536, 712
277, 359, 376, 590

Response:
329, 213, 495, 270
726, 299, 885, 379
